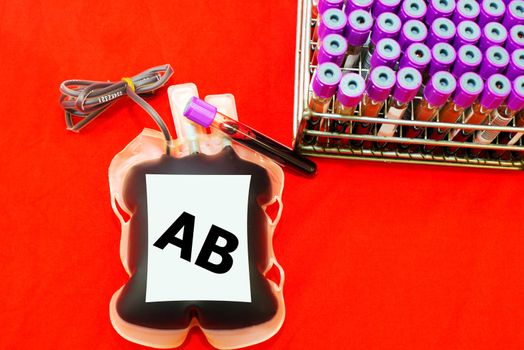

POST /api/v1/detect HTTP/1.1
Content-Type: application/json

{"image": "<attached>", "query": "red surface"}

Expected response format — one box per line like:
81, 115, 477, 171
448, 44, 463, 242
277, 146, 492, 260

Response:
1, 1, 524, 349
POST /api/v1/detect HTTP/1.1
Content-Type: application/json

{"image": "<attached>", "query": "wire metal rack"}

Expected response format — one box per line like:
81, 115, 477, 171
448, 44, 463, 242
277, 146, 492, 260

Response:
293, 0, 524, 170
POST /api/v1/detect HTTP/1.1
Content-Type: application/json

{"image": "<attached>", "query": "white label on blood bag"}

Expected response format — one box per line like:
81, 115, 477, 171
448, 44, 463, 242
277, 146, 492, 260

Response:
378, 106, 404, 137
145, 174, 252, 303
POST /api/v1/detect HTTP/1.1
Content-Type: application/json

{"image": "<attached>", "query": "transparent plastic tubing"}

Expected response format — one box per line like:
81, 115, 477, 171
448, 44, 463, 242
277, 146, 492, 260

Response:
184, 97, 317, 175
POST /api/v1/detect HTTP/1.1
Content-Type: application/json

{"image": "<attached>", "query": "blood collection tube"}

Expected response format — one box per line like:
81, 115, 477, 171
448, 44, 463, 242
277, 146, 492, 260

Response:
184, 97, 317, 175
399, 0, 427, 22
317, 34, 348, 66
453, 0, 480, 23
332, 73, 366, 136
478, 0, 506, 27
427, 43, 456, 77
451, 45, 483, 78
306, 63, 342, 144
425, 72, 483, 150
426, 18, 456, 48
343, 10, 373, 68
506, 48, 524, 79
473, 76, 524, 149
505, 109, 524, 146
369, 38, 401, 70
448, 74, 511, 152
479, 46, 510, 80
399, 43, 431, 74
426, 0, 456, 25
503, 1, 524, 29
378, 67, 422, 138
369, 13, 401, 54
398, 20, 428, 51
453, 21, 481, 49
479, 22, 508, 51
312, 8, 347, 64
491, 109, 524, 158
345, 0, 375, 14
403, 71, 456, 140
506, 24, 524, 52
313, 0, 345, 41
352, 66, 396, 145
372, 0, 401, 18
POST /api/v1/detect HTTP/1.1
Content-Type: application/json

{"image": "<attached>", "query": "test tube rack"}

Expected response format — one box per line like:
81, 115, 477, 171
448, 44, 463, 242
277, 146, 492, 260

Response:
293, 0, 524, 170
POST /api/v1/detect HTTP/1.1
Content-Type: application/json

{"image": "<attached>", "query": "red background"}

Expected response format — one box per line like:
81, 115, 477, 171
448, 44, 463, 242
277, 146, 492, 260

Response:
1, 1, 524, 349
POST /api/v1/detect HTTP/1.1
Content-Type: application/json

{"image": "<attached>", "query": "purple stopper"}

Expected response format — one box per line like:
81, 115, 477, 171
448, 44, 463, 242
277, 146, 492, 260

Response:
426, 18, 456, 48
370, 38, 401, 69
506, 25, 524, 52
507, 48, 524, 79
312, 62, 343, 98
337, 73, 366, 107
479, 0, 506, 27
366, 66, 396, 102
453, 0, 480, 24
423, 71, 457, 106
398, 20, 428, 51
453, 20, 481, 49
318, 8, 347, 39
399, 43, 431, 73
345, 0, 374, 14
318, 0, 345, 15
345, 9, 373, 46
428, 43, 457, 75
426, 0, 456, 24
479, 23, 508, 51
371, 12, 401, 45
372, 0, 401, 18
479, 46, 510, 80
503, 1, 524, 29
452, 72, 484, 108
399, 0, 427, 22
452, 45, 483, 78
318, 34, 348, 66
184, 96, 217, 128
392, 67, 422, 103
507, 76, 524, 110
480, 74, 511, 109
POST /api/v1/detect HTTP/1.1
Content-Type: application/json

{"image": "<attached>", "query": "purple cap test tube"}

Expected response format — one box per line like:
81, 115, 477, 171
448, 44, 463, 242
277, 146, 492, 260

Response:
453, 72, 484, 108
427, 18, 456, 48
399, 0, 427, 22
366, 66, 396, 101
507, 48, 524, 79
507, 76, 524, 111
399, 20, 428, 50
337, 73, 366, 107
428, 43, 457, 75
393, 67, 423, 103
480, 74, 511, 109
318, 8, 347, 39
506, 24, 524, 52
503, 1, 524, 29
370, 38, 401, 69
453, 21, 481, 49
424, 71, 457, 106
318, 0, 345, 15
479, 0, 506, 27
371, 13, 401, 46
312, 62, 343, 98
452, 45, 483, 77
345, 9, 373, 46
318, 34, 348, 66
372, 0, 401, 18
345, 0, 374, 14
400, 43, 431, 73
479, 23, 508, 51
479, 46, 510, 80
453, 0, 480, 23
426, 0, 456, 24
